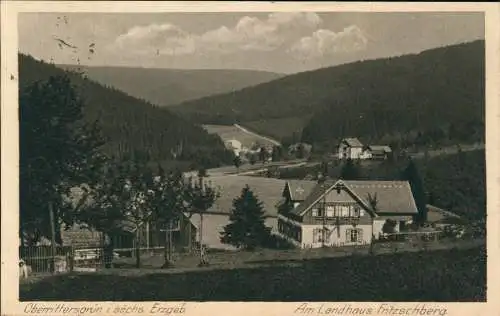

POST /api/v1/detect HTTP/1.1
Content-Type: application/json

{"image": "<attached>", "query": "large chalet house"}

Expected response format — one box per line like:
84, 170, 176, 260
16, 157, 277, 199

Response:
337, 138, 392, 160
276, 179, 418, 248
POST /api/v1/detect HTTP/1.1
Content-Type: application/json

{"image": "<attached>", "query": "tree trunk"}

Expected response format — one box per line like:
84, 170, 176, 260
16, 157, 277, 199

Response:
162, 220, 173, 269
163, 229, 169, 267
199, 213, 208, 266
135, 229, 140, 268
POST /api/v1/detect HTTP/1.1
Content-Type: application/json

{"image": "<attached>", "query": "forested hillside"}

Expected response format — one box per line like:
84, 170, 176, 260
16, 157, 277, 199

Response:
170, 41, 484, 148
60, 65, 283, 107
301, 40, 484, 149
19, 54, 234, 169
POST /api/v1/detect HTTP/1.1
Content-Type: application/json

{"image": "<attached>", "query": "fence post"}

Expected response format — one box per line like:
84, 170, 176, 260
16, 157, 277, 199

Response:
69, 244, 74, 272
48, 201, 56, 274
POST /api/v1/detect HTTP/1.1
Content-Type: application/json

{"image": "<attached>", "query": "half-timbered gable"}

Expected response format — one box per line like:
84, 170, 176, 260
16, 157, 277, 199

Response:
277, 179, 418, 248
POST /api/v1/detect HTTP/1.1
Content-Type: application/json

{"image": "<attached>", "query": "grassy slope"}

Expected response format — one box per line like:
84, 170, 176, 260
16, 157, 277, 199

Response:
19, 54, 233, 166
169, 40, 484, 142
203, 124, 276, 148
60, 65, 284, 106
20, 245, 486, 301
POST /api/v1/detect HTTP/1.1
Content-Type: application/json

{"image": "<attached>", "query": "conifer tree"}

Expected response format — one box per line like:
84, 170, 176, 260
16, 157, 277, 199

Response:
233, 155, 242, 173
220, 185, 271, 250
271, 145, 282, 162
401, 159, 427, 224
249, 154, 257, 165
340, 158, 360, 180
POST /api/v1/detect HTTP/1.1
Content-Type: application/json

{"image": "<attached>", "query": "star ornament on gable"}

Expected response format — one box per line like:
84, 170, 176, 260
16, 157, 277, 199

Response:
296, 186, 304, 195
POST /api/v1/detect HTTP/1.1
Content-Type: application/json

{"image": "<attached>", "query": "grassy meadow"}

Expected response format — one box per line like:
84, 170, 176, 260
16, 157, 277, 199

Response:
20, 244, 485, 301
202, 124, 276, 148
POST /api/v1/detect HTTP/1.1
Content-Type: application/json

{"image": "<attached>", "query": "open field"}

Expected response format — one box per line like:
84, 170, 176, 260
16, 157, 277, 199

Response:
202, 124, 278, 148
207, 175, 288, 216
20, 244, 485, 301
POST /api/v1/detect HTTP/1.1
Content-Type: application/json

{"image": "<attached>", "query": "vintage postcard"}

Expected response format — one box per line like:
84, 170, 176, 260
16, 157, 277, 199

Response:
1, 1, 499, 316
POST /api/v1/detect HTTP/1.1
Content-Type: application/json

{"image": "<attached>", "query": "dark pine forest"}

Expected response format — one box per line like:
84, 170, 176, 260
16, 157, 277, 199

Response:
169, 40, 484, 152
19, 54, 235, 170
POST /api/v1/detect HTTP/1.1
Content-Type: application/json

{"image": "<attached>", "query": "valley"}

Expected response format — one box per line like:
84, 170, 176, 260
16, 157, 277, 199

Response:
17, 13, 487, 303
60, 65, 284, 107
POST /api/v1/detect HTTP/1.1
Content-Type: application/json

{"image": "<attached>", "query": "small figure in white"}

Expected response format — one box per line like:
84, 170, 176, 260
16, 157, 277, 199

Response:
19, 259, 32, 279
199, 244, 209, 266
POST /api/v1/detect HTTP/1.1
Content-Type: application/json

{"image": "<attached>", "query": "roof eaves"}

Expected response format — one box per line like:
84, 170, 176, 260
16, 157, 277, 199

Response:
298, 180, 343, 216
341, 182, 379, 218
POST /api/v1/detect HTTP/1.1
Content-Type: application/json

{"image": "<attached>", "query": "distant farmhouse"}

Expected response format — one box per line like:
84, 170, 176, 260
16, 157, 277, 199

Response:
276, 179, 418, 248
225, 139, 243, 156
338, 138, 364, 159
337, 138, 392, 160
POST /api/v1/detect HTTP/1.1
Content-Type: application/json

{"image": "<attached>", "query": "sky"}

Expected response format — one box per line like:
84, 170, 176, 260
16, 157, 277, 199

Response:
18, 12, 484, 74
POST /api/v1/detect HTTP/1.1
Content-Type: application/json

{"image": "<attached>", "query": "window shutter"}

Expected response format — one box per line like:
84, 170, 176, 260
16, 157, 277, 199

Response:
357, 229, 363, 242
346, 229, 351, 242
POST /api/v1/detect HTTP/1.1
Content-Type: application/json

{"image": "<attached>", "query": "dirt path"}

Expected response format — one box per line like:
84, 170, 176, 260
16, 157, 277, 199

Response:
408, 143, 484, 159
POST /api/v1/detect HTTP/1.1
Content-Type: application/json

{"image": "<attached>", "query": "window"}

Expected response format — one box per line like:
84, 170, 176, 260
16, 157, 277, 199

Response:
313, 228, 329, 243
312, 207, 324, 217
311, 208, 318, 217
340, 206, 350, 217
313, 228, 323, 243
352, 206, 360, 217
326, 206, 335, 217
346, 228, 363, 242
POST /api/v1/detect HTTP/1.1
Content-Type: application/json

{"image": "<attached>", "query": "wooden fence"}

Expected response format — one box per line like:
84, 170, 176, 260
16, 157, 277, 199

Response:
19, 244, 173, 275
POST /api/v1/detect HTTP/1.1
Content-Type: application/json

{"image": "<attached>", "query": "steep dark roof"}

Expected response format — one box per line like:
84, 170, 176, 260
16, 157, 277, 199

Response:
341, 138, 364, 147
286, 180, 317, 201
290, 180, 418, 216
343, 181, 418, 215
368, 145, 392, 153
291, 181, 336, 216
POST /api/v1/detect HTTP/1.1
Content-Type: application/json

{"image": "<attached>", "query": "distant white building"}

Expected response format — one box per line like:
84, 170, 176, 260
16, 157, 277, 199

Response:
338, 138, 364, 159
225, 139, 243, 156
338, 138, 392, 160
360, 145, 393, 160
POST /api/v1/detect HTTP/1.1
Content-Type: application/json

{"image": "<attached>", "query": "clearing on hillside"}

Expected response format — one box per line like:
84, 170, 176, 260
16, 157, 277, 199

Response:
203, 124, 278, 148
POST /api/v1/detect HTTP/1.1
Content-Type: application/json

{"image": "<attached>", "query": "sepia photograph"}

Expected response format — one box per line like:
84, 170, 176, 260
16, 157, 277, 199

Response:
2, 2, 497, 309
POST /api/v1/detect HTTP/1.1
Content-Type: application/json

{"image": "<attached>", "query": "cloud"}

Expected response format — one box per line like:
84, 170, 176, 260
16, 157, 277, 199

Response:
109, 13, 367, 60
109, 12, 322, 56
288, 25, 368, 59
